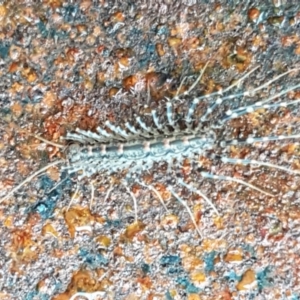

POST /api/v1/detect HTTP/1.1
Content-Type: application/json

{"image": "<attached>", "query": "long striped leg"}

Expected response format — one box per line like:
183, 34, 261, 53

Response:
151, 109, 163, 130
177, 179, 220, 215
203, 68, 299, 122
105, 120, 129, 139
184, 66, 260, 124
222, 83, 300, 122
89, 180, 95, 210
168, 185, 203, 238
135, 179, 169, 212
0, 159, 65, 203
185, 98, 200, 124
121, 180, 138, 222
166, 102, 175, 126
221, 134, 300, 148
67, 183, 80, 211
69, 128, 112, 144
200, 172, 276, 197
46, 176, 69, 194
221, 156, 300, 175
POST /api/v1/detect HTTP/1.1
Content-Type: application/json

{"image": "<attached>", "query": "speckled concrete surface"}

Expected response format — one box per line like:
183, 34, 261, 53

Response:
0, 0, 300, 299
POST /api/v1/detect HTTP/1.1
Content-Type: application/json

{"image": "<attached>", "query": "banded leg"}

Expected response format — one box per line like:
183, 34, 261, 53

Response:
185, 98, 200, 124
201, 171, 275, 197
66, 131, 97, 144
184, 66, 260, 124
166, 102, 175, 126
124, 121, 151, 139
221, 134, 300, 147
67, 183, 80, 211
105, 120, 129, 139
178, 179, 220, 215
0, 159, 65, 203
121, 180, 138, 222
190, 66, 260, 108
136, 116, 151, 132
125, 121, 140, 134
136, 179, 169, 212
223, 83, 300, 122
151, 109, 163, 129
89, 180, 95, 210
77, 127, 114, 143
221, 156, 300, 175
74, 128, 113, 144
201, 68, 299, 122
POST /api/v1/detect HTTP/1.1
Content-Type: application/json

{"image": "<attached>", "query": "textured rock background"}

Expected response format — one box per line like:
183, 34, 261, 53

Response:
0, 0, 300, 299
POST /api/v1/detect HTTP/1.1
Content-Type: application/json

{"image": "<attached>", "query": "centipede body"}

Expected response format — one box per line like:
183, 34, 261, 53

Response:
1, 65, 300, 240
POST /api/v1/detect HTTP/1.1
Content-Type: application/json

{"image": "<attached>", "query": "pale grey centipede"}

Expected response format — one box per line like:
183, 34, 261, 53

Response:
1, 65, 300, 239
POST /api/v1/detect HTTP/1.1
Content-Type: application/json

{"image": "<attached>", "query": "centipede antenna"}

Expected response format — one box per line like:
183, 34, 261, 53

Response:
178, 179, 220, 215
32, 135, 65, 149
173, 61, 210, 102
147, 77, 151, 105
221, 156, 300, 175
0, 159, 65, 203
67, 183, 79, 211
201, 171, 276, 197
168, 186, 203, 238
222, 65, 260, 93
136, 179, 169, 212
122, 180, 138, 222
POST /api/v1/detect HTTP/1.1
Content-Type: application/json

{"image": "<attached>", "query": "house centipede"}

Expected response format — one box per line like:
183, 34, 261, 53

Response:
1, 64, 300, 239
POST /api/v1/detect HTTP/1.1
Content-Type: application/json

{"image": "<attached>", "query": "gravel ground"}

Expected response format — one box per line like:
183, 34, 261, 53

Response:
0, 0, 300, 299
